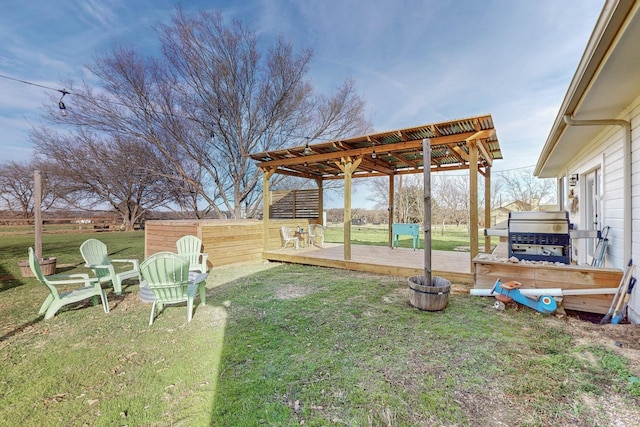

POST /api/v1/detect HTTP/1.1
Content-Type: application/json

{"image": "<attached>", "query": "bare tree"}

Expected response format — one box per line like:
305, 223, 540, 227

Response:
48, 8, 368, 221
366, 175, 424, 223
398, 175, 424, 223
498, 168, 556, 211
33, 8, 370, 221
31, 128, 169, 230
367, 177, 392, 210
0, 160, 62, 218
159, 9, 371, 218
432, 175, 469, 232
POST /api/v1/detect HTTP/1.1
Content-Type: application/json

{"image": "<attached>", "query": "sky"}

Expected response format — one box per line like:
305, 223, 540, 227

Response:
0, 0, 605, 207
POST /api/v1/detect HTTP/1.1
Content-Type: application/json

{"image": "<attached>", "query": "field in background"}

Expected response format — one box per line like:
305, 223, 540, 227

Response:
323, 223, 494, 252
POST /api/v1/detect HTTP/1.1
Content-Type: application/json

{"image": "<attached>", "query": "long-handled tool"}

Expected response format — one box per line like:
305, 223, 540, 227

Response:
609, 269, 634, 324
612, 277, 636, 324
601, 259, 634, 324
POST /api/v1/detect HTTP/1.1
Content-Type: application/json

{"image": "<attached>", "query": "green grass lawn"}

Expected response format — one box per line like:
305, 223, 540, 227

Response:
323, 223, 495, 252
1, 231, 639, 426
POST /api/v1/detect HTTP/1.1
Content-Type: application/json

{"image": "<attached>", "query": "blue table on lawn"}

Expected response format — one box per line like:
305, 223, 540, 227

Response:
392, 223, 420, 250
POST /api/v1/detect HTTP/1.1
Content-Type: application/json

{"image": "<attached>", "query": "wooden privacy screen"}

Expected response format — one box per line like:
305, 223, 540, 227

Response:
145, 219, 312, 267
270, 189, 319, 219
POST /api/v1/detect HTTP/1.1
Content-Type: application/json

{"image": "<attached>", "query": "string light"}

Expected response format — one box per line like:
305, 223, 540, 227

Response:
303, 138, 313, 155
0, 73, 338, 143
58, 89, 69, 116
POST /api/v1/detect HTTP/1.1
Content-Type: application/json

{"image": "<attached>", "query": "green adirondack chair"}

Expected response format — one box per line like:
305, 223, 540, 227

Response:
140, 251, 204, 325
80, 238, 141, 295
176, 235, 209, 273
29, 247, 109, 319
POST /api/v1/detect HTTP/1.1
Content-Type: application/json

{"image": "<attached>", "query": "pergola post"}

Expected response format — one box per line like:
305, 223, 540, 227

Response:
344, 160, 352, 260
388, 174, 395, 247
261, 168, 276, 251
484, 165, 492, 253
337, 157, 362, 261
468, 141, 479, 271
315, 178, 324, 225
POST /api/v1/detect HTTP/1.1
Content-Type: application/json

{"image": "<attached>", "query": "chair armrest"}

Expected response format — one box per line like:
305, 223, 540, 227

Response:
201, 253, 208, 266
49, 273, 91, 280
189, 272, 208, 284
111, 259, 140, 269
46, 274, 99, 286
84, 263, 112, 269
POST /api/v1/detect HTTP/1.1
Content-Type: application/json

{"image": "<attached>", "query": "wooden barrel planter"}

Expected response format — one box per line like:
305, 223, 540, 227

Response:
408, 275, 451, 311
18, 257, 57, 277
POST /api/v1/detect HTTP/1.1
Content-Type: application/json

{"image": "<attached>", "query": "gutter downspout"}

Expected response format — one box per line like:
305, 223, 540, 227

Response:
563, 114, 632, 263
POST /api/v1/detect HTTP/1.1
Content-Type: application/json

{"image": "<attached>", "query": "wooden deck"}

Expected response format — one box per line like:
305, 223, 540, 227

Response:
263, 243, 474, 284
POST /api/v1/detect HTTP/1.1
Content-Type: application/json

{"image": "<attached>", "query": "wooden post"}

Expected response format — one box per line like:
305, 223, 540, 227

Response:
423, 139, 431, 284
388, 174, 395, 247
344, 159, 352, 260
34, 169, 43, 261
336, 157, 362, 261
261, 168, 275, 251
315, 178, 324, 225
484, 165, 492, 253
468, 141, 479, 271
397, 174, 403, 223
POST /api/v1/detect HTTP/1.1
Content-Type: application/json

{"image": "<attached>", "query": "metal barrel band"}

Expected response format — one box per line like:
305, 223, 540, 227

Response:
411, 288, 449, 295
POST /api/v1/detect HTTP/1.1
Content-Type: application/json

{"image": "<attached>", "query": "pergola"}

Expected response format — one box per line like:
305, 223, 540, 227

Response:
250, 114, 502, 270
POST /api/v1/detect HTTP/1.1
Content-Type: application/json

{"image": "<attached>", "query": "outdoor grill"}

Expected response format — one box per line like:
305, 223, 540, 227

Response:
508, 211, 571, 264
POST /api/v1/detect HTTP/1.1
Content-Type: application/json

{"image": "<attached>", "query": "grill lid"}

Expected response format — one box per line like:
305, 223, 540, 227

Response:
508, 211, 569, 234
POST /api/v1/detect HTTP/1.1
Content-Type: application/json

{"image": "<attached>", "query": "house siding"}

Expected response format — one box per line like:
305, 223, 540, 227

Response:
630, 99, 640, 324
566, 126, 625, 267
557, 96, 640, 323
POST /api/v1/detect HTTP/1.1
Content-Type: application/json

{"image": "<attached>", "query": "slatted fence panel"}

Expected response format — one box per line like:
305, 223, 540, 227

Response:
270, 189, 319, 219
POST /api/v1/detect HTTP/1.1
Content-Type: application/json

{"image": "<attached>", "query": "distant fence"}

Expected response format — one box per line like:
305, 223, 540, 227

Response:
0, 217, 118, 226
0, 216, 128, 234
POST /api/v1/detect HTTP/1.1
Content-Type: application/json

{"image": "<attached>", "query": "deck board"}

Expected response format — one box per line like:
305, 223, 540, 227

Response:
263, 243, 474, 284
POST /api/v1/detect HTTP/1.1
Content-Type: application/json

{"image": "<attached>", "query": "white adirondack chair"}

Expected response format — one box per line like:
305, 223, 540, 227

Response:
281, 226, 299, 249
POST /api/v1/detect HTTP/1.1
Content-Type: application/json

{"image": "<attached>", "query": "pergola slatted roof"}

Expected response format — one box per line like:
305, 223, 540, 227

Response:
250, 114, 502, 179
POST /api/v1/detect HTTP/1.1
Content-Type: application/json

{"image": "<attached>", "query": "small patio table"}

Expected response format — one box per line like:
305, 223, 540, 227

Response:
295, 230, 309, 248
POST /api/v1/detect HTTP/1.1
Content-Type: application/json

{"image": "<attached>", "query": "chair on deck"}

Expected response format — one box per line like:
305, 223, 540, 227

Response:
80, 238, 141, 295
29, 247, 109, 319
309, 224, 325, 246
176, 235, 209, 273
281, 226, 299, 249
140, 251, 201, 325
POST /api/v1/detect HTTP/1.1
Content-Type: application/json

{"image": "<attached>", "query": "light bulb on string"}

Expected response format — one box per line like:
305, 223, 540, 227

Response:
304, 140, 313, 155
58, 89, 69, 116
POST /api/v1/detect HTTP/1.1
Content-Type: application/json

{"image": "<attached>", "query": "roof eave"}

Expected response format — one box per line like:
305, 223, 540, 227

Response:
534, 0, 636, 178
